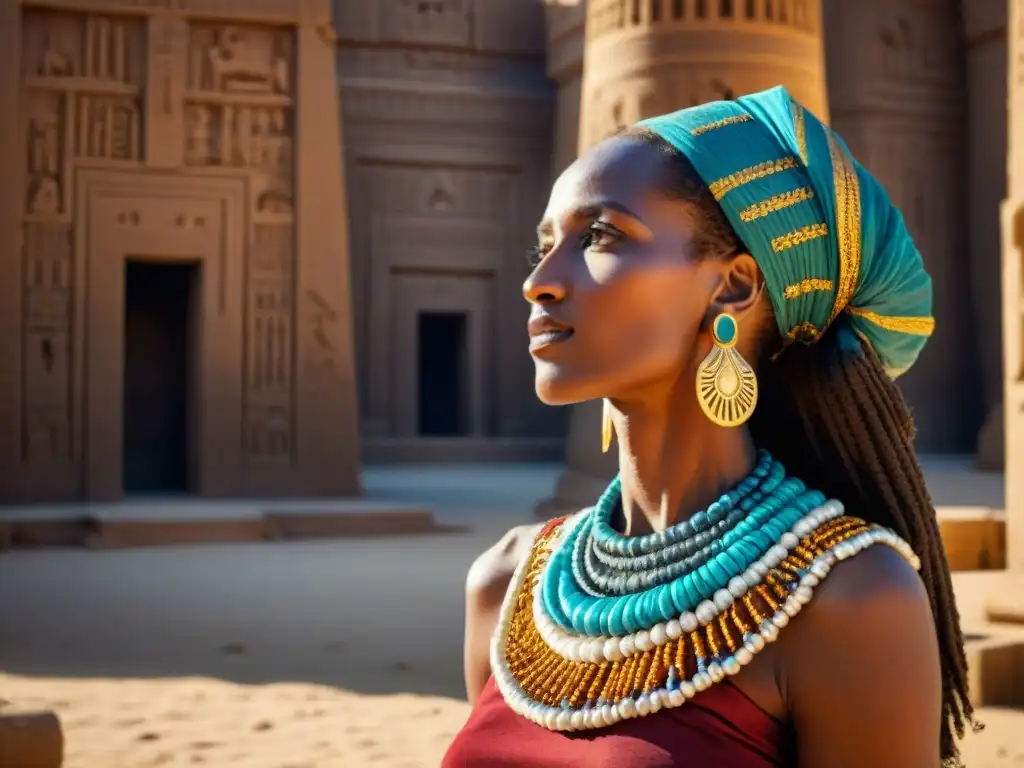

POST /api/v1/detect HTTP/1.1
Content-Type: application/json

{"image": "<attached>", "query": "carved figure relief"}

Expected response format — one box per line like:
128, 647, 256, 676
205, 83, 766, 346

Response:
185, 23, 295, 219
40, 32, 74, 77
393, 0, 474, 47
185, 105, 218, 164
188, 23, 293, 95
21, 223, 73, 463
25, 94, 64, 216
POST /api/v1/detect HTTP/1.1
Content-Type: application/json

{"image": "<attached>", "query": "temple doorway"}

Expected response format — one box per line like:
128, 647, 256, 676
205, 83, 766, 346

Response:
122, 260, 196, 493
417, 311, 468, 436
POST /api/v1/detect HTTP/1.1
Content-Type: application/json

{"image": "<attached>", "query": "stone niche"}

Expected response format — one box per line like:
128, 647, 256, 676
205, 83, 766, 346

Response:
0, 0, 360, 502
335, 0, 562, 462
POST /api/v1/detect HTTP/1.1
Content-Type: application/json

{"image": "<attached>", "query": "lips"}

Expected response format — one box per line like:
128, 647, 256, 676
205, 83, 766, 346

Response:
528, 315, 574, 350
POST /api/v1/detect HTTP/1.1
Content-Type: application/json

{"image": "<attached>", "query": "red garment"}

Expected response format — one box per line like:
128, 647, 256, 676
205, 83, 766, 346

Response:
443, 677, 793, 768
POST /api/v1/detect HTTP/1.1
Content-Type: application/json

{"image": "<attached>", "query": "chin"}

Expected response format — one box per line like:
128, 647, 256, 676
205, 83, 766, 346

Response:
533, 366, 599, 406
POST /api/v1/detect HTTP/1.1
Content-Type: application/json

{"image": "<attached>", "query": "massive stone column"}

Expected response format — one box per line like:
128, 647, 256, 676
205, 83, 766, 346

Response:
1004, 0, 1024, 569
536, 0, 829, 518
545, 0, 587, 178
824, 0, 976, 453
964, 0, 1009, 470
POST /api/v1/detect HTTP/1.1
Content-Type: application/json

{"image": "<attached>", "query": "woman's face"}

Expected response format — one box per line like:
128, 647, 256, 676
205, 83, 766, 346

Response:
525, 136, 723, 405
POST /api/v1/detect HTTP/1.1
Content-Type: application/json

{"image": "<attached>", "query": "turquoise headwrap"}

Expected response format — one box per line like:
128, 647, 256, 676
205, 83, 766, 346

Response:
637, 86, 934, 378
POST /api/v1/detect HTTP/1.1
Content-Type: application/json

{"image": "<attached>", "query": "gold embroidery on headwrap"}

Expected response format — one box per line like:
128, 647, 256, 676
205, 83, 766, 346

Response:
771, 223, 829, 252
791, 102, 808, 166
691, 114, 753, 136
708, 157, 799, 201
786, 321, 820, 342
846, 306, 936, 336
739, 187, 815, 222
825, 130, 862, 328
784, 278, 833, 300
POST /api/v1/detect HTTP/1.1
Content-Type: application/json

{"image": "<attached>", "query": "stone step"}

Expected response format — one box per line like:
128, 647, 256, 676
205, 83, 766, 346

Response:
938, 507, 1006, 571
0, 708, 63, 768
0, 502, 439, 551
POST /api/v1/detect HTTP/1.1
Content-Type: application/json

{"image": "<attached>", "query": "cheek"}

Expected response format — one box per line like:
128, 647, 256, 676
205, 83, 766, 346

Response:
584, 263, 704, 374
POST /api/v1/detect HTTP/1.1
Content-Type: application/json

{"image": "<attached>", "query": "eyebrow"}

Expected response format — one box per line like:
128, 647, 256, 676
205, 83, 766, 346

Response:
536, 200, 643, 236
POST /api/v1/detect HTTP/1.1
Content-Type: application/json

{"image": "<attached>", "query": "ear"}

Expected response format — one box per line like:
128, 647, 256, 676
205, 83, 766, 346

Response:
706, 253, 762, 322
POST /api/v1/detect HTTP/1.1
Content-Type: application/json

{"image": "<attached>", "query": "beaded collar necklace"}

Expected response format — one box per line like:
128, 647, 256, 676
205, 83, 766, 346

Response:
491, 450, 919, 732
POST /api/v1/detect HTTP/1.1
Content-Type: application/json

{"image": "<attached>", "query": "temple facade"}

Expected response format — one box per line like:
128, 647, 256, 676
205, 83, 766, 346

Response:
0, 0, 360, 502
0, 0, 1015, 503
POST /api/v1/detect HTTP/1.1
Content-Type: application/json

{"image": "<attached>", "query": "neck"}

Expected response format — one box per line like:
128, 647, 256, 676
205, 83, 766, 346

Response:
609, 386, 757, 537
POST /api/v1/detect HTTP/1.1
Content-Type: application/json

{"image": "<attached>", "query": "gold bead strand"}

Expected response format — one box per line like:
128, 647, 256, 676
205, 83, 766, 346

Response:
718, 612, 739, 653
600, 661, 621, 704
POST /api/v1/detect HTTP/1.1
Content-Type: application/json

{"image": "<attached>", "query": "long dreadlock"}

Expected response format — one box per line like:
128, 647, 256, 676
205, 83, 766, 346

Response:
626, 127, 975, 764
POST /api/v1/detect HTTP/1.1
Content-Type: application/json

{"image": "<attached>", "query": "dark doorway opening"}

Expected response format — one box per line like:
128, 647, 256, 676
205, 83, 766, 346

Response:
122, 261, 195, 493
417, 311, 468, 436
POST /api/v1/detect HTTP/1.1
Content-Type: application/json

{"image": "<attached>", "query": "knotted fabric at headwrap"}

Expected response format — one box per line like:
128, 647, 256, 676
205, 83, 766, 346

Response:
637, 85, 934, 379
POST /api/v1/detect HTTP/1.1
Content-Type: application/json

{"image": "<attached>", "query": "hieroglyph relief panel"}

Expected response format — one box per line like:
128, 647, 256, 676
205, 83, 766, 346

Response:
245, 223, 295, 460
184, 22, 294, 218
184, 21, 298, 462
22, 11, 145, 217
19, 10, 145, 465
21, 223, 74, 464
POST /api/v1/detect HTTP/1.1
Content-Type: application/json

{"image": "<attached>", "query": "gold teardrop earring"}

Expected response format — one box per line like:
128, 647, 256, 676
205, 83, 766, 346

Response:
696, 312, 758, 427
601, 398, 614, 453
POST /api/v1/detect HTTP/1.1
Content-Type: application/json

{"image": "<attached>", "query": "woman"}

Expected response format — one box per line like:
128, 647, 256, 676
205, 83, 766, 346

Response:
443, 86, 973, 767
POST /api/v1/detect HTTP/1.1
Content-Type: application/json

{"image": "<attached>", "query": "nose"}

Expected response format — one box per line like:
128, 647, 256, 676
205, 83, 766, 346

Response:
523, 260, 568, 305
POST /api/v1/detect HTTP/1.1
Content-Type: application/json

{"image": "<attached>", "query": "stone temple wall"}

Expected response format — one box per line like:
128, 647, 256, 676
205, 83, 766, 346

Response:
333, 0, 561, 462
0, 0, 360, 502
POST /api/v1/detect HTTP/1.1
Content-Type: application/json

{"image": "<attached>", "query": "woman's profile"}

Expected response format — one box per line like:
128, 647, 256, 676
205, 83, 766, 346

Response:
444, 86, 973, 767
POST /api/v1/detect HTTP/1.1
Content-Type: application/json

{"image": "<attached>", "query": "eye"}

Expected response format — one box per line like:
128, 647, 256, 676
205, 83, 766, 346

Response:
581, 222, 623, 251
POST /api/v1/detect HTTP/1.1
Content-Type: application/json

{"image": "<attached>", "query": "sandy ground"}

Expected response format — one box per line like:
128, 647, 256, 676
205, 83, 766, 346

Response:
0, 464, 1018, 767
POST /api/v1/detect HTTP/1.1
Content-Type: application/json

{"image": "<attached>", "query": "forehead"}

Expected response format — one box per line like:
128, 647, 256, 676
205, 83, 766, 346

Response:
545, 137, 667, 219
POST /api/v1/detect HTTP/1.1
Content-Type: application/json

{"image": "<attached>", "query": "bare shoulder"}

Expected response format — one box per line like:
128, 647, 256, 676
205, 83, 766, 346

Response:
465, 521, 545, 596
784, 542, 934, 659
782, 542, 942, 765
808, 541, 929, 617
